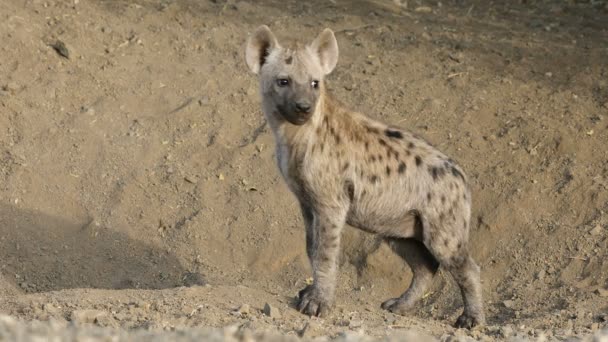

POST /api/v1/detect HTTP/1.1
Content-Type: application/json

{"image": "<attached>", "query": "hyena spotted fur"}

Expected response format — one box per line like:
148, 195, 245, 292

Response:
245, 25, 485, 328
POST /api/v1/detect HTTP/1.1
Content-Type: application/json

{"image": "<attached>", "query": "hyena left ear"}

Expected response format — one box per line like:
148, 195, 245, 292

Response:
310, 28, 339, 75
246, 25, 279, 74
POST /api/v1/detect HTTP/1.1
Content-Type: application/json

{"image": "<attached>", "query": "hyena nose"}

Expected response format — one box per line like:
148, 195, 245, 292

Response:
295, 102, 311, 114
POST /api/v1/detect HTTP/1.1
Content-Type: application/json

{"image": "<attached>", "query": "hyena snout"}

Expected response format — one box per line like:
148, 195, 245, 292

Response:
279, 100, 314, 125
295, 100, 311, 114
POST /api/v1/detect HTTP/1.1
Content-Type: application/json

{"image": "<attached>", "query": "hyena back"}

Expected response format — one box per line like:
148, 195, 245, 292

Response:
245, 25, 484, 329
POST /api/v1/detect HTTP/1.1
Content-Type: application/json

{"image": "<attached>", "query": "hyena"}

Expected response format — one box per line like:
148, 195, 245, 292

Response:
245, 25, 485, 328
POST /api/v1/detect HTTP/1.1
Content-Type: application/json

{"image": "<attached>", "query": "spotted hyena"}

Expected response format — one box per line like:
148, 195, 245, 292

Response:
245, 25, 484, 328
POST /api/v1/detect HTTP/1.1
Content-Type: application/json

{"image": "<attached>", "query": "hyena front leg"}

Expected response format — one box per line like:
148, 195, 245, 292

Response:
299, 202, 316, 260
297, 204, 347, 317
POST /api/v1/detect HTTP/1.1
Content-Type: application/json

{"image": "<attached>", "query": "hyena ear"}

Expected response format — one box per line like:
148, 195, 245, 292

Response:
246, 25, 279, 74
310, 28, 339, 75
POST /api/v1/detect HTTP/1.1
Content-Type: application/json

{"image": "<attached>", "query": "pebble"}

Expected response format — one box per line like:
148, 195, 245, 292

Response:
414, 6, 432, 13
590, 224, 603, 236
349, 319, 363, 329
298, 321, 320, 338
237, 304, 250, 315
503, 300, 515, 309
500, 325, 514, 338
263, 303, 281, 318
51, 40, 70, 59
536, 269, 546, 280
596, 288, 608, 297
70, 309, 108, 324
4, 82, 19, 92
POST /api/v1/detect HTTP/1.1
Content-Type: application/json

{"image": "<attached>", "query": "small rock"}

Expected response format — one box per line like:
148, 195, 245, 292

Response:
415, 6, 432, 13
70, 309, 107, 324
421, 32, 432, 41
545, 72, 553, 78
349, 319, 363, 328
590, 224, 603, 236
237, 304, 250, 315
500, 325, 514, 338
4, 82, 19, 92
263, 303, 281, 318
184, 175, 198, 184
503, 300, 515, 309
42, 303, 60, 315
536, 269, 546, 280
595, 288, 608, 297
298, 321, 320, 338
198, 96, 210, 106
51, 40, 70, 59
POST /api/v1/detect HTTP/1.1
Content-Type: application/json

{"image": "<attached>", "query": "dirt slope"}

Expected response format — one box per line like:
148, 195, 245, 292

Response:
0, 0, 607, 340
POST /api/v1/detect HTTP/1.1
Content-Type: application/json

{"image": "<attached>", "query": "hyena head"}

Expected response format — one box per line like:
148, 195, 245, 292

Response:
246, 25, 339, 126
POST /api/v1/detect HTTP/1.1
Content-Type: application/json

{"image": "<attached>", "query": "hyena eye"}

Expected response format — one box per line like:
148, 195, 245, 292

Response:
276, 78, 289, 87
311, 80, 319, 89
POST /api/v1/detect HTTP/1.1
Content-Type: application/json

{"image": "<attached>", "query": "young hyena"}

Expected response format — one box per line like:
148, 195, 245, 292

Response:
245, 25, 485, 328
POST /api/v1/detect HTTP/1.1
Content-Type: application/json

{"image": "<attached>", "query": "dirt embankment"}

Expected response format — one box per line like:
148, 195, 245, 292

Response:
0, 0, 607, 340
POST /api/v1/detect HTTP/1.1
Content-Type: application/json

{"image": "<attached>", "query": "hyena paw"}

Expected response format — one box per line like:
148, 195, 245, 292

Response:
380, 297, 415, 315
297, 285, 331, 317
454, 312, 485, 329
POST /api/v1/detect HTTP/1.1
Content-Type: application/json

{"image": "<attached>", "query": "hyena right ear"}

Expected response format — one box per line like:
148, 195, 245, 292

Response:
246, 25, 279, 74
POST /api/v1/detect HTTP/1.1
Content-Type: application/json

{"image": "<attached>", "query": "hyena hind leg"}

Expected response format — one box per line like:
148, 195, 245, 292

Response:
445, 253, 485, 329
381, 238, 439, 314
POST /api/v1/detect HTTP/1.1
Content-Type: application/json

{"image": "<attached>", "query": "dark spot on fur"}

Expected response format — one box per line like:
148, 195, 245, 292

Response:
378, 154, 383, 162
386, 166, 391, 176
405, 150, 412, 156
441, 195, 446, 204
415, 155, 423, 167
285, 56, 293, 64
385, 129, 403, 139
457, 242, 462, 249
439, 213, 445, 221
364, 141, 369, 151
369, 155, 376, 163
344, 180, 354, 201
378, 138, 387, 146
451, 166, 465, 181
319, 142, 325, 152
429, 166, 446, 180
429, 167, 439, 180
335, 134, 341, 144
427, 192, 432, 201
408, 142, 415, 149
398, 161, 407, 174
369, 175, 379, 184
444, 239, 449, 247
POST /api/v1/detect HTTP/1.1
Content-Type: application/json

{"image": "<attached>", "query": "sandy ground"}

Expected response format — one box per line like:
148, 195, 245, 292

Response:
1, 0, 608, 340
